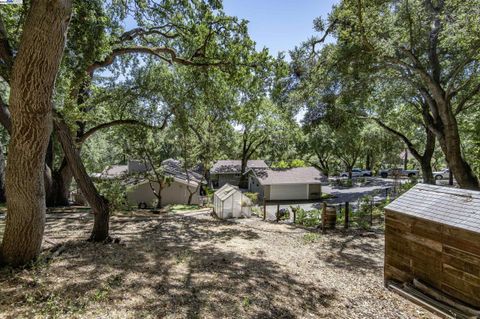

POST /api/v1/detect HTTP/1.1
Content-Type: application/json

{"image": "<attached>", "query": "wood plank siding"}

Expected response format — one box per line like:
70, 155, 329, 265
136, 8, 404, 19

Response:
384, 184, 480, 308
385, 210, 480, 308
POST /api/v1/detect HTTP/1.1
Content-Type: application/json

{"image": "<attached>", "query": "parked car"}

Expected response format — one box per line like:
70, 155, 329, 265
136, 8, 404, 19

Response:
433, 168, 449, 180
379, 168, 419, 178
340, 168, 372, 178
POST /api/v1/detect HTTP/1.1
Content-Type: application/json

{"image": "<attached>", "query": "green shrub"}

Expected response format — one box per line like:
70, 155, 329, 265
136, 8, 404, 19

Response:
96, 180, 128, 210
295, 208, 321, 227
302, 232, 321, 243
244, 192, 259, 204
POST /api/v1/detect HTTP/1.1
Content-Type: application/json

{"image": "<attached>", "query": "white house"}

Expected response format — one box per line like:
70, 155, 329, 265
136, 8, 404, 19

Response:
248, 167, 325, 201
93, 159, 205, 208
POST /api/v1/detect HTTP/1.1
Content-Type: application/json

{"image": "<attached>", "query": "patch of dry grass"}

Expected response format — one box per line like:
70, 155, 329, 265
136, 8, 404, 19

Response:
0, 210, 436, 318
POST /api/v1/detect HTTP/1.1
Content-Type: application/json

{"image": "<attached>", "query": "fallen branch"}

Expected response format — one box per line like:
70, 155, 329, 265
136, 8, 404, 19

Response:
413, 278, 480, 317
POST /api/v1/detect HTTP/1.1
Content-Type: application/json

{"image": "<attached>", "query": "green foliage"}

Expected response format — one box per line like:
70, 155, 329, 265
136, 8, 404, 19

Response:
302, 232, 321, 244
169, 204, 200, 212
244, 192, 258, 204
242, 296, 252, 309
271, 159, 306, 169
95, 180, 128, 211
294, 207, 321, 228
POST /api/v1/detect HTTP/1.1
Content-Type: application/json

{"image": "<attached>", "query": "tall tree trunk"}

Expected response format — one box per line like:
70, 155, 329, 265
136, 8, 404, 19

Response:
365, 153, 372, 171
403, 149, 408, 170
239, 156, 249, 188
46, 158, 72, 206
420, 129, 436, 185
435, 116, 478, 189
1, 0, 72, 266
0, 143, 6, 203
54, 115, 110, 242
420, 158, 434, 185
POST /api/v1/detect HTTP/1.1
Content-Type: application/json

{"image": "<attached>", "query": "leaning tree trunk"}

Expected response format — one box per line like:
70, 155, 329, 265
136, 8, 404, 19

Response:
54, 115, 110, 242
1, 0, 72, 266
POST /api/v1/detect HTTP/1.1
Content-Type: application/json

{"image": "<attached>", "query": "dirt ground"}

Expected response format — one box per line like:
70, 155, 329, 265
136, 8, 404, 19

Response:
0, 209, 437, 319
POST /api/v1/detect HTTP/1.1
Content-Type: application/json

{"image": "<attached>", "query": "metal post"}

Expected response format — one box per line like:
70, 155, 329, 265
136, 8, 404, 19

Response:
263, 199, 266, 220
345, 202, 349, 229
322, 202, 327, 234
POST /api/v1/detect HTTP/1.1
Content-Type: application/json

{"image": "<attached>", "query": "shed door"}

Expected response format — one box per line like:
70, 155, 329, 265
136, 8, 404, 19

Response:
270, 184, 307, 200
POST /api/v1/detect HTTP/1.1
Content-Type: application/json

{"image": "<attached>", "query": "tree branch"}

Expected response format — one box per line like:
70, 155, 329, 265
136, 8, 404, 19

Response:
369, 117, 423, 161
455, 82, 480, 115
77, 115, 170, 144
86, 45, 256, 76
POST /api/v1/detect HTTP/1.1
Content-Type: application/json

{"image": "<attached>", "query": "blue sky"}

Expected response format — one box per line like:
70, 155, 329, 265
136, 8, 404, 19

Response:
223, 0, 339, 57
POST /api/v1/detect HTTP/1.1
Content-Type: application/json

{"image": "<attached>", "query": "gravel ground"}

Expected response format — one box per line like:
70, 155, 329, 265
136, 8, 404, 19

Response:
0, 209, 437, 318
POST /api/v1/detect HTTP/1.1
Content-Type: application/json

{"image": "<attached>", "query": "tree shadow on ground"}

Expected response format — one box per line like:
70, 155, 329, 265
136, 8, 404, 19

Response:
318, 230, 384, 275
0, 212, 337, 318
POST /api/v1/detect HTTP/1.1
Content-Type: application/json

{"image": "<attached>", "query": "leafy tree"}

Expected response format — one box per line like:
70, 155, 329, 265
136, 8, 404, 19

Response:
312, 0, 480, 189
0, 0, 72, 266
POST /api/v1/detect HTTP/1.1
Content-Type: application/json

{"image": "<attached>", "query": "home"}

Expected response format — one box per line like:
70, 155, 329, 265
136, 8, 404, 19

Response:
248, 167, 325, 201
209, 159, 268, 188
93, 159, 205, 208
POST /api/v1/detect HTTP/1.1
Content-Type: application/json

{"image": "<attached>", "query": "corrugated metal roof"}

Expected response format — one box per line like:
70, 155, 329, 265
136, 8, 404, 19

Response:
210, 160, 268, 174
253, 167, 325, 185
385, 183, 480, 233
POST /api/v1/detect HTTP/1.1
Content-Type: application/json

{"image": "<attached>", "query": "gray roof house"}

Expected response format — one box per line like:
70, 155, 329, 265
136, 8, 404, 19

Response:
93, 159, 205, 208
248, 167, 326, 201
209, 160, 268, 188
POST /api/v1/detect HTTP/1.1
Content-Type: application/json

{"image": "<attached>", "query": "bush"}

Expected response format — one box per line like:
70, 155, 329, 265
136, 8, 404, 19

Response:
96, 180, 129, 210
294, 207, 321, 227
276, 208, 290, 221
244, 192, 259, 204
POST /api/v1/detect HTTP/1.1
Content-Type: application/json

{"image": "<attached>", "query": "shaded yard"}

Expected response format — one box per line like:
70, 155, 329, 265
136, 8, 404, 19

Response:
0, 209, 436, 318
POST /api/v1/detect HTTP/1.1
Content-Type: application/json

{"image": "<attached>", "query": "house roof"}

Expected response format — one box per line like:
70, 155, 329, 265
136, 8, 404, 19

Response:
385, 183, 480, 233
162, 159, 204, 184
252, 167, 325, 185
92, 165, 129, 179
214, 183, 240, 201
210, 160, 268, 174
94, 159, 205, 186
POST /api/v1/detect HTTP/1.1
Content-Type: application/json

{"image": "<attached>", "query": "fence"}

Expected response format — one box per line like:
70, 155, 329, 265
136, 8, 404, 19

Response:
259, 195, 389, 230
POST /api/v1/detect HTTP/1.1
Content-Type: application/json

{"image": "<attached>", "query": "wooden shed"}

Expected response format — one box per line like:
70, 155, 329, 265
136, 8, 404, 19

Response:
384, 184, 480, 310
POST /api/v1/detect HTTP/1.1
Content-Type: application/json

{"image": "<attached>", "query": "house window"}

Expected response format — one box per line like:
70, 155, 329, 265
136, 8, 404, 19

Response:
234, 174, 240, 177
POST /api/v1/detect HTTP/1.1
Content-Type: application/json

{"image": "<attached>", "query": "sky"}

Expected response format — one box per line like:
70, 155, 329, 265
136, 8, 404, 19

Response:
222, 0, 339, 57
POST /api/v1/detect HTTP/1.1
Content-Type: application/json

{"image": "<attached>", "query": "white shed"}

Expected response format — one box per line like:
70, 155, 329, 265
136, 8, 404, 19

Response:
213, 184, 252, 219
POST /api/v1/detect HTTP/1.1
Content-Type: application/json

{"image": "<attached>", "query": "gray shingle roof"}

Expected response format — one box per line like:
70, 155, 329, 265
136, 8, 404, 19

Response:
102, 165, 129, 178
96, 159, 204, 185
210, 160, 268, 174
253, 167, 325, 185
162, 159, 204, 184
385, 183, 480, 233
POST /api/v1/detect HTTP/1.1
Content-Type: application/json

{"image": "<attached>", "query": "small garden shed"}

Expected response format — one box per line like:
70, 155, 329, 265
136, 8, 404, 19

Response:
213, 184, 252, 219
384, 183, 480, 309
